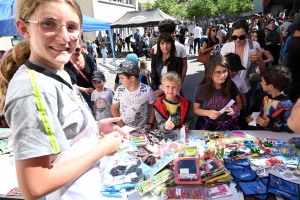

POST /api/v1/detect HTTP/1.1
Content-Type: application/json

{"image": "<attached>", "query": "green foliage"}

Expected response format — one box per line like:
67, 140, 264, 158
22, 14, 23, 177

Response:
186, 0, 216, 18
216, 0, 254, 14
140, 0, 188, 18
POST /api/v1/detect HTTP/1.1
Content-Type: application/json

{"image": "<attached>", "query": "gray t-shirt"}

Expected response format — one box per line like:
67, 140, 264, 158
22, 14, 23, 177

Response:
91, 88, 114, 120
4, 63, 84, 160
193, 83, 239, 110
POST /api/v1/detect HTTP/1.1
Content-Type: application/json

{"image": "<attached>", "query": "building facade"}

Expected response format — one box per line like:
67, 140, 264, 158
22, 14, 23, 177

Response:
78, 0, 138, 41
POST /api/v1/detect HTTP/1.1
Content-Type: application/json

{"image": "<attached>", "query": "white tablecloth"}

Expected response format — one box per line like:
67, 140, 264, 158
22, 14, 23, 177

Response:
128, 130, 300, 200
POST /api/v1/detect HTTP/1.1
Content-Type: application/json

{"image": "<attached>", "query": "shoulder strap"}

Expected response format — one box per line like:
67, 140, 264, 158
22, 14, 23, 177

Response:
25, 60, 73, 90
249, 40, 254, 49
28, 67, 61, 154
70, 59, 92, 85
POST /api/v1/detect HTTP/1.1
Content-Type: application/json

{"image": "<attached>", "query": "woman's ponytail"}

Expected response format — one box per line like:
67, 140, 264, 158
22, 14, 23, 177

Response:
0, 39, 31, 114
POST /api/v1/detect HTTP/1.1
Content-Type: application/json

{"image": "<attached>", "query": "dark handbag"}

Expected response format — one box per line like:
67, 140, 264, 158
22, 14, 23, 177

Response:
197, 50, 212, 64
197, 38, 212, 64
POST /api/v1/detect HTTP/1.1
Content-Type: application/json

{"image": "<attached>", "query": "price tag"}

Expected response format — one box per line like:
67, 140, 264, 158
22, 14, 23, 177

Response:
176, 188, 181, 196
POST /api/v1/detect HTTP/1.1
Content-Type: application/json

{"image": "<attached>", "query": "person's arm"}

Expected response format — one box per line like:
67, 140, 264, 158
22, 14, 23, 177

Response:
93, 101, 97, 119
150, 55, 158, 91
111, 102, 125, 127
262, 48, 274, 64
288, 99, 300, 133
183, 103, 193, 131
16, 132, 123, 199
146, 104, 156, 129
193, 102, 221, 120
182, 58, 187, 82
201, 41, 214, 54
235, 94, 242, 111
240, 93, 247, 105
77, 85, 93, 94
155, 108, 169, 133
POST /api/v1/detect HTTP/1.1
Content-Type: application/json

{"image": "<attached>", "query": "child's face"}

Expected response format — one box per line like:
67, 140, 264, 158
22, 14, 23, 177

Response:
212, 65, 228, 86
159, 40, 172, 54
230, 71, 238, 79
119, 74, 131, 88
92, 80, 105, 89
162, 80, 182, 99
261, 77, 271, 92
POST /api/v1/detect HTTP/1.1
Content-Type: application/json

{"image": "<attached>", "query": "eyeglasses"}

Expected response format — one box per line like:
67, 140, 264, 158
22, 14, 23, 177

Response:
231, 35, 247, 40
212, 30, 216, 32
214, 69, 228, 77
26, 17, 81, 40
75, 47, 81, 52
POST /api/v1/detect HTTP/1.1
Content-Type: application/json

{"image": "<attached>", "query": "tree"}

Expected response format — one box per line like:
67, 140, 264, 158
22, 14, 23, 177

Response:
186, 0, 217, 18
216, 0, 254, 14
139, 0, 188, 19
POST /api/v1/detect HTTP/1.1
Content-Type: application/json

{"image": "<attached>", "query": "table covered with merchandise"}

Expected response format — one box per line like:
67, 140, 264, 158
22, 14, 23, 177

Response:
1, 127, 300, 199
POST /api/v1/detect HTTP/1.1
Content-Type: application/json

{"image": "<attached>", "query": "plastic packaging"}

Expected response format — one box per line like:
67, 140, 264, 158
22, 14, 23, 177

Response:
101, 156, 143, 187
174, 157, 201, 184
161, 187, 209, 199
144, 152, 177, 178
135, 169, 173, 196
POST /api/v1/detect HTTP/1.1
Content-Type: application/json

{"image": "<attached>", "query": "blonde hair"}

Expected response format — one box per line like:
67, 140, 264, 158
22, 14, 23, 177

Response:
0, 0, 82, 113
140, 60, 147, 72
161, 71, 182, 86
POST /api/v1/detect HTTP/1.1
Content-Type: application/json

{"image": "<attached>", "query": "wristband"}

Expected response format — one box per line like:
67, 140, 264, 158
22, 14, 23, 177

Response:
146, 123, 154, 127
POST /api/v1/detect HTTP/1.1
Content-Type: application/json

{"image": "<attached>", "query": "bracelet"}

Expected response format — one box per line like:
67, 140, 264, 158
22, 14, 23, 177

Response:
146, 123, 154, 127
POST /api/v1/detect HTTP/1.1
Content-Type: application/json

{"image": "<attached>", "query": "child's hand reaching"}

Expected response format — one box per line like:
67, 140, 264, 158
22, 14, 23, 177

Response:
207, 110, 221, 120
183, 124, 189, 132
256, 116, 270, 127
165, 116, 174, 130
225, 107, 235, 116
245, 115, 253, 123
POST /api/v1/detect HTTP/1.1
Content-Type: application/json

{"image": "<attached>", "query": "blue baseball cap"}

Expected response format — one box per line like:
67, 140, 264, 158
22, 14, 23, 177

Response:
125, 53, 139, 63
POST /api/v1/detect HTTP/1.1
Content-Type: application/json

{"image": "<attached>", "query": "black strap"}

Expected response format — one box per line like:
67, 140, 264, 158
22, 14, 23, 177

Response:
25, 60, 73, 90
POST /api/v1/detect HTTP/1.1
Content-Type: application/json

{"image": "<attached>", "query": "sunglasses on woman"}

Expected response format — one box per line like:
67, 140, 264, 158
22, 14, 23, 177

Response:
75, 47, 81, 52
231, 35, 247, 40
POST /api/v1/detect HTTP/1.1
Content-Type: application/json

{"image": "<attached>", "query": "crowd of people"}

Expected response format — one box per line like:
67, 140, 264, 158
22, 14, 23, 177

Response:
0, 0, 300, 198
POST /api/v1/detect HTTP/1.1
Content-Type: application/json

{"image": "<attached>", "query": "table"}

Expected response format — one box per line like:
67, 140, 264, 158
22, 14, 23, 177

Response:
127, 130, 300, 200
0, 130, 299, 199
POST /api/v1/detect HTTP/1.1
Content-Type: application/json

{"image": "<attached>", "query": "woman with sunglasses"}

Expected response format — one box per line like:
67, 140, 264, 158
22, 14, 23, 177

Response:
221, 19, 265, 109
201, 26, 219, 55
0, 0, 126, 199
193, 54, 242, 130
64, 45, 97, 115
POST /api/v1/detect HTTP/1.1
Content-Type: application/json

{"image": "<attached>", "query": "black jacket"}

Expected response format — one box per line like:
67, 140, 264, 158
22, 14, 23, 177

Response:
151, 55, 183, 91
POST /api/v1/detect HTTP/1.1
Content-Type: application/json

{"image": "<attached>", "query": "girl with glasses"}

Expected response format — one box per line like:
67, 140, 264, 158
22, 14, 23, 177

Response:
201, 26, 219, 56
193, 54, 242, 131
221, 19, 265, 110
0, 0, 126, 199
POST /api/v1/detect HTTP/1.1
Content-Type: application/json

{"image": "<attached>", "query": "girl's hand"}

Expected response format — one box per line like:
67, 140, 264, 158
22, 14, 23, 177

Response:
256, 116, 270, 127
207, 110, 221, 120
96, 117, 128, 138
225, 107, 235, 116
98, 131, 123, 155
245, 115, 253, 123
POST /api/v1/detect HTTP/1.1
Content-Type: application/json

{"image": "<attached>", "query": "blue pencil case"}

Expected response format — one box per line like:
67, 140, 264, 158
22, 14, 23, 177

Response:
267, 174, 300, 200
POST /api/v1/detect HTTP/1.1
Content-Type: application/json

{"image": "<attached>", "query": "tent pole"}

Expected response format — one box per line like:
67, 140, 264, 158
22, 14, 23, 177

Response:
109, 28, 117, 69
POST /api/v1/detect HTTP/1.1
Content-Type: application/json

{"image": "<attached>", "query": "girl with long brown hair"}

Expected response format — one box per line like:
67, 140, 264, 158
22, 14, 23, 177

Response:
193, 54, 242, 130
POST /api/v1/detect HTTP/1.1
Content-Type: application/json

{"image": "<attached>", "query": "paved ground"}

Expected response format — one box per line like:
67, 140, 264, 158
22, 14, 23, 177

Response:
95, 47, 205, 128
